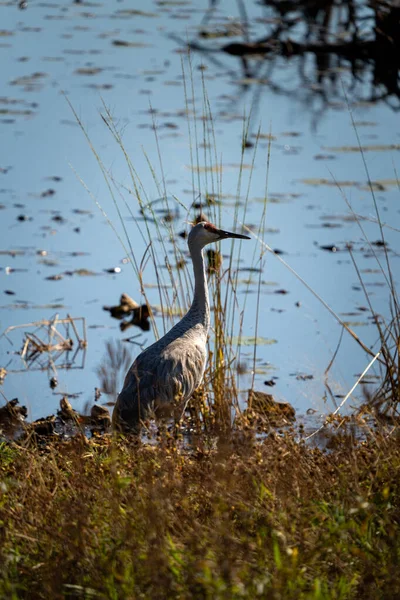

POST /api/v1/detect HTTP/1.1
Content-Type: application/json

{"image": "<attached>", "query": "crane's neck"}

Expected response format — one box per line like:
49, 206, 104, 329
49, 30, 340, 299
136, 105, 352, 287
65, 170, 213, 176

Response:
187, 244, 210, 331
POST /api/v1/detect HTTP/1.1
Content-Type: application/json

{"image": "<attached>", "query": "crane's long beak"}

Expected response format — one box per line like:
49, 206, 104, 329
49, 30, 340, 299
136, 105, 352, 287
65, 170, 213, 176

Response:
217, 227, 251, 240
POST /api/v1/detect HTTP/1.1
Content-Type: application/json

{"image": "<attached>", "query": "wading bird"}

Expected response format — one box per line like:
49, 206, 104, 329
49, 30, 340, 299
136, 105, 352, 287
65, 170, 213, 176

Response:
112, 221, 250, 434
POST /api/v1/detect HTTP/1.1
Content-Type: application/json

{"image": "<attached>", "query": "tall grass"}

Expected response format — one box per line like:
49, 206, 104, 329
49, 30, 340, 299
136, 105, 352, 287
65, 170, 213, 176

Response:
67, 61, 269, 433
1, 427, 400, 598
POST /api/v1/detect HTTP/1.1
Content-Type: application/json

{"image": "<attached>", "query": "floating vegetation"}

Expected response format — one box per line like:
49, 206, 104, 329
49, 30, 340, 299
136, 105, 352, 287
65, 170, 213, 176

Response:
10, 72, 47, 90
254, 132, 277, 141
112, 40, 149, 48
186, 164, 223, 173
301, 178, 360, 187
301, 177, 399, 191
230, 336, 278, 346
359, 179, 399, 191
66, 268, 97, 276
114, 9, 157, 18
324, 144, 400, 153
103, 293, 150, 332
74, 67, 103, 76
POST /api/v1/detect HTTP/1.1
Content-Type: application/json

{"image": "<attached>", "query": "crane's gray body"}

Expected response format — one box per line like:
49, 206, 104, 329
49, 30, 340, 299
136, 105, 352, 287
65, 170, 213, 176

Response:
113, 317, 208, 431
112, 222, 249, 433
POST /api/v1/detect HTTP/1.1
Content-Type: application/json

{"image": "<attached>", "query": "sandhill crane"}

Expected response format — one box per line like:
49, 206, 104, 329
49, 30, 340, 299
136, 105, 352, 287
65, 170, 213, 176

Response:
112, 221, 250, 434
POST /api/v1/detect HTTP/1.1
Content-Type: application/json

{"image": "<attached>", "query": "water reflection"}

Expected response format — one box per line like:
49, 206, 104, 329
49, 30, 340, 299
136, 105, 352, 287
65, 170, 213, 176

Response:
0, 315, 86, 379
185, 0, 400, 127
95, 339, 133, 402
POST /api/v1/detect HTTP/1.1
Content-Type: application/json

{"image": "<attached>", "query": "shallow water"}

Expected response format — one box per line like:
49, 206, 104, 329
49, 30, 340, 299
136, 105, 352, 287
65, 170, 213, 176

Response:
0, 0, 399, 421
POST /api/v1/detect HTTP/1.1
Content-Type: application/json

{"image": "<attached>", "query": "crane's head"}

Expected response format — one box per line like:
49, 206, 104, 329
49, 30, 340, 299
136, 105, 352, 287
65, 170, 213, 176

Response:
188, 221, 251, 249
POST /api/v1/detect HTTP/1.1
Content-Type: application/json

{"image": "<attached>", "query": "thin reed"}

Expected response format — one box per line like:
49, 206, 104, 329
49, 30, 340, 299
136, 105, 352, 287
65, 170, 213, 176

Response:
68, 59, 268, 432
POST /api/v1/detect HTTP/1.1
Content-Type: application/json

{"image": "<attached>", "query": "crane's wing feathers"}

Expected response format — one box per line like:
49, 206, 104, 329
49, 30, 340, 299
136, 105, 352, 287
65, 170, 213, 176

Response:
114, 338, 207, 430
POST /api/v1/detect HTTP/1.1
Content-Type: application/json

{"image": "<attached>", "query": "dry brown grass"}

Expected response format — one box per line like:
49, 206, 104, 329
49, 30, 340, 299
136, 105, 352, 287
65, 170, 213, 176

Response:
1, 424, 400, 599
